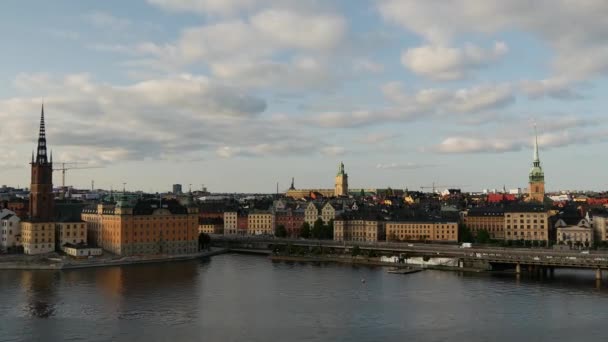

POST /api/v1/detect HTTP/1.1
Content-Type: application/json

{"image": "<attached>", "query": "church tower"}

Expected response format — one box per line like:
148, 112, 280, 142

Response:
334, 162, 348, 197
29, 105, 54, 221
528, 126, 545, 203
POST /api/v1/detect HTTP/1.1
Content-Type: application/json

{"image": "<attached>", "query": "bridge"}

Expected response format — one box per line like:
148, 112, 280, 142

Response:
212, 236, 608, 279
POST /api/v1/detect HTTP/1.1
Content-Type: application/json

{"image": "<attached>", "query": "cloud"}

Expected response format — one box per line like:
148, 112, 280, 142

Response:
352, 58, 385, 73
430, 119, 608, 154
85, 11, 131, 30
376, 162, 437, 170
320, 146, 346, 157
357, 133, 399, 144
401, 42, 507, 80
520, 78, 583, 100
147, 0, 259, 15
377, 0, 608, 83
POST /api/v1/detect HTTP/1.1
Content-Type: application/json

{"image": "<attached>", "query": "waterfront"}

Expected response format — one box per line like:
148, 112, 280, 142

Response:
2, 254, 608, 341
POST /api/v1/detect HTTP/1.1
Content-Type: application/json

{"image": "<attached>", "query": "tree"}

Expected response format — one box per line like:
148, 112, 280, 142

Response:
475, 229, 491, 244
312, 218, 324, 239
351, 245, 361, 257
275, 225, 287, 238
198, 233, 211, 251
387, 232, 398, 242
458, 224, 473, 243
322, 220, 334, 240
300, 223, 311, 239
360, 189, 365, 197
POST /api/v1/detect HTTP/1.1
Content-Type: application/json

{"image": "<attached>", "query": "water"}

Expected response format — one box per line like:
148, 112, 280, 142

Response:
1, 254, 608, 341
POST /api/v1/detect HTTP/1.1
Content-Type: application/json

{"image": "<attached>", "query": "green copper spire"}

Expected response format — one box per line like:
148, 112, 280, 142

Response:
529, 125, 544, 183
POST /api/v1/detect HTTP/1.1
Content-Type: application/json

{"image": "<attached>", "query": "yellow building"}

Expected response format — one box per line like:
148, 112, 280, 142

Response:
21, 222, 55, 255
56, 222, 87, 248
386, 221, 458, 242
199, 218, 223, 234
334, 217, 384, 242
462, 207, 505, 239
81, 197, 199, 256
223, 211, 238, 235
504, 205, 551, 244
247, 211, 275, 235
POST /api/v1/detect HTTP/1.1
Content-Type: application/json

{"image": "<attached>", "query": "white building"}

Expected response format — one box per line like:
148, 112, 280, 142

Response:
0, 209, 21, 252
556, 218, 594, 247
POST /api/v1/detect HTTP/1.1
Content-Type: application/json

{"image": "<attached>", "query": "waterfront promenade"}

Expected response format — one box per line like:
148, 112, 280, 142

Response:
0, 248, 226, 270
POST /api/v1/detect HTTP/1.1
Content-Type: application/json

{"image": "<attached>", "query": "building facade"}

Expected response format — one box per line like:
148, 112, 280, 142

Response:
56, 221, 87, 248
556, 219, 594, 247
386, 221, 458, 242
199, 218, 224, 234
247, 211, 275, 235
334, 218, 384, 242
462, 207, 505, 240
224, 211, 238, 235
591, 213, 608, 243
0, 209, 21, 252
504, 206, 551, 244
275, 209, 305, 237
81, 198, 199, 256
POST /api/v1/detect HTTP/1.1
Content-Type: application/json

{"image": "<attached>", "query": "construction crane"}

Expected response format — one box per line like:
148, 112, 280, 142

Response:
53, 162, 104, 190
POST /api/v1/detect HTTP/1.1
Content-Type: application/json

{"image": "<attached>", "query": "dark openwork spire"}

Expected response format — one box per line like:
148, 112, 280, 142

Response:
35, 104, 48, 164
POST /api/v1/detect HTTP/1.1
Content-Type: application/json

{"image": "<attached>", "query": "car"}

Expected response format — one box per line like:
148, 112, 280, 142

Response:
580, 250, 590, 255
407, 244, 414, 247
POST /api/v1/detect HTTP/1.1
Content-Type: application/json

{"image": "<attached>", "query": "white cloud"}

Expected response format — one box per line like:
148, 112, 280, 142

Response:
401, 42, 507, 80
520, 78, 583, 100
377, 0, 608, 83
320, 146, 346, 157
147, 0, 259, 15
250, 9, 346, 51
376, 162, 437, 170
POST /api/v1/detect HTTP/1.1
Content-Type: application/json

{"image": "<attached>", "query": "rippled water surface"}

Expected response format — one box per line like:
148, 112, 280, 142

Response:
1, 254, 608, 341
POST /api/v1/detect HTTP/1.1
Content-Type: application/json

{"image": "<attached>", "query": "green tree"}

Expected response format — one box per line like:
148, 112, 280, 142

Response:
322, 220, 334, 240
300, 222, 311, 239
198, 233, 211, 251
275, 224, 287, 238
458, 224, 473, 243
360, 189, 365, 197
476, 229, 491, 244
351, 245, 361, 257
312, 218, 324, 239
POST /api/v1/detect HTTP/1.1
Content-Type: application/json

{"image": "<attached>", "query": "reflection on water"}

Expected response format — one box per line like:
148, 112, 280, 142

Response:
1, 255, 608, 341
20, 271, 57, 318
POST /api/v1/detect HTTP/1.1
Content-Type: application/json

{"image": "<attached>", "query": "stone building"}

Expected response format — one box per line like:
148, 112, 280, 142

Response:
386, 220, 458, 242
223, 211, 238, 235
0, 209, 21, 252
21, 105, 57, 255
334, 212, 384, 243
504, 205, 551, 245
462, 207, 505, 239
81, 196, 199, 256
556, 218, 594, 247
247, 210, 275, 235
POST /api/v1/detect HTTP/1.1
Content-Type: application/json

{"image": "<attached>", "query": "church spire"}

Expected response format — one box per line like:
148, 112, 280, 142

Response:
35, 104, 48, 164
533, 123, 540, 166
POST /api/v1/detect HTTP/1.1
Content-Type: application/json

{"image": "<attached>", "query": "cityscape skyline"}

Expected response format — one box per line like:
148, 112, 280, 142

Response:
2, 1, 608, 192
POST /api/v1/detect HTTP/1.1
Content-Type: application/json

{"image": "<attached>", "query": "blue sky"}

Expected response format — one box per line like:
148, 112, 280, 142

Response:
1, 0, 608, 193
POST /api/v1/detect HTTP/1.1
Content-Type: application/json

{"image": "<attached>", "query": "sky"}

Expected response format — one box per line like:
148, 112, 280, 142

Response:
1, 0, 608, 193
